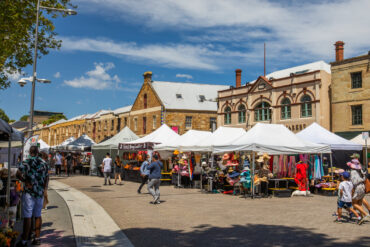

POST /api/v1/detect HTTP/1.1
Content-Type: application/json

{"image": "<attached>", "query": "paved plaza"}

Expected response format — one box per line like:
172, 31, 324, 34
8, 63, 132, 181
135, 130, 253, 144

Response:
50, 176, 370, 247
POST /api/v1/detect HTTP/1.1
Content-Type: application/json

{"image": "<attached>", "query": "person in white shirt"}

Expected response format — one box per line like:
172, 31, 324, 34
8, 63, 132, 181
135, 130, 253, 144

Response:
54, 152, 62, 176
102, 153, 112, 185
335, 171, 361, 223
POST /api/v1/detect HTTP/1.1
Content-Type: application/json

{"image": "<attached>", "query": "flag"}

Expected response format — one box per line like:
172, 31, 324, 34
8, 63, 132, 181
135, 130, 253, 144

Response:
188, 156, 195, 181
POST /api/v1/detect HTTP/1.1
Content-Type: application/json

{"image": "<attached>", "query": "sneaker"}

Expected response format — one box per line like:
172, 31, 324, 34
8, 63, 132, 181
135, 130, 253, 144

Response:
155, 201, 161, 204
334, 218, 343, 223
32, 238, 41, 245
137, 190, 141, 194
358, 215, 370, 225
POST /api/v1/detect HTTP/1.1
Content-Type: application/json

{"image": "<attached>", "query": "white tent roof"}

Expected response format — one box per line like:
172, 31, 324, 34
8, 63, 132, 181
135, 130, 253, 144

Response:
67, 134, 96, 151
297, 123, 362, 151
38, 139, 50, 152
214, 123, 331, 155
154, 130, 212, 151
92, 127, 139, 150
53, 136, 76, 150
350, 133, 370, 148
128, 124, 179, 144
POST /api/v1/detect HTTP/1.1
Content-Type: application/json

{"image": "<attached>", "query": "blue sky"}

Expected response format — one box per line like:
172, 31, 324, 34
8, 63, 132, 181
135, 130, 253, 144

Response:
1, 0, 369, 120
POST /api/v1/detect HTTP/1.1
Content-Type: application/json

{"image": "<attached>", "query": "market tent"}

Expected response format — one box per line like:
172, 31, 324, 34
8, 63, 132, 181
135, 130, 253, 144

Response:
180, 126, 246, 152
93, 127, 139, 150
154, 130, 212, 151
67, 134, 95, 151
351, 133, 370, 148
297, 123, 362, 150
213, 123, 331, 155
38, 139, 50, 153
53, 136, 76, 150
120, 124, 179, 150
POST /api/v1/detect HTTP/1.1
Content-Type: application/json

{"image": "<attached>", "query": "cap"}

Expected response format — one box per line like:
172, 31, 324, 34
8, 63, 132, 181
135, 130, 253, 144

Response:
341, 171, 350, 179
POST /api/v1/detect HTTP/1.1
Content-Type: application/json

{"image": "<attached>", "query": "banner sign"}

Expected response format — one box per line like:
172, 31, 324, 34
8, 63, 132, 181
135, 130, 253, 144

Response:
362, 131, 369, 140
118, 142, 155, 151
23, 135, 39, 160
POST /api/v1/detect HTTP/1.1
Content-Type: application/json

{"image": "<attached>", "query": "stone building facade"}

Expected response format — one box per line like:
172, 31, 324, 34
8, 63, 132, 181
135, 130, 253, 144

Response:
218, 61, 332, 132
331, 41, 370, 139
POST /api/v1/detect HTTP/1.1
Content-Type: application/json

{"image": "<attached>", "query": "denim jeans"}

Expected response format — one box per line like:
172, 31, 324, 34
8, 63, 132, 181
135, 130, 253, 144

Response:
147, 178, 161, 203
104, 172, 111, 184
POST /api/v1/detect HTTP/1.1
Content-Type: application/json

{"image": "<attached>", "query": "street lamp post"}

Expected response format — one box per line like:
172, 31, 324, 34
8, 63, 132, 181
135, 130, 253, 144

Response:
27, 0, 76, 136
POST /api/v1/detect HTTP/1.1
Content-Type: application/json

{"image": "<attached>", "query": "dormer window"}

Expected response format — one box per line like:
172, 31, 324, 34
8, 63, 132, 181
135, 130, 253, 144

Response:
199, 95, 206, 102
176, 94, 182, 99
143, 94, 147, 109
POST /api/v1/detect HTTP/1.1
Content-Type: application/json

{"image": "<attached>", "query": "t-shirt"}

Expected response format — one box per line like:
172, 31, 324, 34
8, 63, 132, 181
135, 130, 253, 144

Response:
20, 156, 49, 198
55, 154, 62, 165
103, 157, 112, 172
339, 181, 353, 202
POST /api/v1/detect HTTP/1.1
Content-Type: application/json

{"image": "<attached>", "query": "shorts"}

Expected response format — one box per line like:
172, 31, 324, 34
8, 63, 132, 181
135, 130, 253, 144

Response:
22, 193, 44, 218
337, 200, 352, 209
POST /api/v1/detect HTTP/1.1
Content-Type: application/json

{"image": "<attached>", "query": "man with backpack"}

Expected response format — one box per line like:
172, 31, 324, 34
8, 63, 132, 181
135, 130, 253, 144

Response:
147, 154, 163, 204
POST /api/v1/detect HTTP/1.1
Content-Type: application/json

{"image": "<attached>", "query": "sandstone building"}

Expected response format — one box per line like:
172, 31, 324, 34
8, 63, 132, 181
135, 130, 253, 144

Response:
331, 41, 370, 139
217, 61, 332, 132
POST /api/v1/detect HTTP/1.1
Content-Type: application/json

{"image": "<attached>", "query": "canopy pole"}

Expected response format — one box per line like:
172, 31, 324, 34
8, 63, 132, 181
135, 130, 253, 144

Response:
177, 153, 180, 188
6, 135, 12, 224
210, 153, 214, 192
252, 152, 255, 199
329, 153, 334, 182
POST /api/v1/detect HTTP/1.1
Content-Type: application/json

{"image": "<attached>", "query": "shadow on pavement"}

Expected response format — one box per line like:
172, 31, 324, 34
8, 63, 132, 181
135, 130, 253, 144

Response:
120, 224, 370, 247
40, 228, 75, 247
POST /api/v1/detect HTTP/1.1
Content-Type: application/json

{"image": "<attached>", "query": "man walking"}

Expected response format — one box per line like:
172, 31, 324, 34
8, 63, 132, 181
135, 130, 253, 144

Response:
66, 153, 73, 177
138, 154, 150, 194
54, 152, 62, 176
17, 146, 49, 246
147, 154, 163, 204
102, 153, 112, 185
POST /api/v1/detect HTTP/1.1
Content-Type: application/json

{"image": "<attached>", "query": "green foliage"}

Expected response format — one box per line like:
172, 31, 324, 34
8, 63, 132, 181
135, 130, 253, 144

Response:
42, 113, 67, 125
9, 119, 15, 123
0, 0, 77, 90
20, 115, 29, 121
0, 108, 10, 122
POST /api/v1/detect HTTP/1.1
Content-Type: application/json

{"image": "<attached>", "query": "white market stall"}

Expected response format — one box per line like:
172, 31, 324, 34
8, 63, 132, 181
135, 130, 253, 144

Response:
297, 122, 362, 170
52, 136, 75, 151
67, 134, 96, 151
38, 139, 50, 153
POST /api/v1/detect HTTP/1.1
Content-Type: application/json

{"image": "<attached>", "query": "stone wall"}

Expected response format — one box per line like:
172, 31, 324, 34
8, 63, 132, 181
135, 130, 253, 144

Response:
166, 110, 217, 134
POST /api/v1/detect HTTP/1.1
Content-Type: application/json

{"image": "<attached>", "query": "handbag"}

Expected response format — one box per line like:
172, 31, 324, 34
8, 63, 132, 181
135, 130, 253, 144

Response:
365, 177, 370, 194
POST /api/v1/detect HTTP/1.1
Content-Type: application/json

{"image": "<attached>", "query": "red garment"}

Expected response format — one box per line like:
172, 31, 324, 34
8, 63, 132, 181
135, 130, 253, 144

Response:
269, 156, 274, 172
295, 163, 308, 191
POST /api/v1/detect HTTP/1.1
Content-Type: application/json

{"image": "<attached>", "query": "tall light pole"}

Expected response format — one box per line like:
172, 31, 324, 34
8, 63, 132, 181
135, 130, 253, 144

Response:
28, 0, 77, 136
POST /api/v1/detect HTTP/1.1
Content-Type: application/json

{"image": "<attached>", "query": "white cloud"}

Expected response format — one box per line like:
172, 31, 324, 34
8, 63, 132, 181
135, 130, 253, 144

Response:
64, 62, 121, 90
176, 74, 193, 80
76, 0, 370, 62
54, 72, 61, 78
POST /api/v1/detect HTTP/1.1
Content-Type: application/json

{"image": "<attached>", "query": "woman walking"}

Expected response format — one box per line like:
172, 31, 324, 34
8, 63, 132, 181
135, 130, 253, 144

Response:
114, 156, 123, 185
347, 154, 370, 225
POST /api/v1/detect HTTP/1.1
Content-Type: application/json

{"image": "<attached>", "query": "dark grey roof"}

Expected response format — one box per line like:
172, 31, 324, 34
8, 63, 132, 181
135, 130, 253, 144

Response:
11, 121, 29, 129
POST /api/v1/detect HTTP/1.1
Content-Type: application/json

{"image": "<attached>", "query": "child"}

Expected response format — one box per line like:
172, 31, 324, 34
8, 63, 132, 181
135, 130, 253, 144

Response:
335, 172, 361, 223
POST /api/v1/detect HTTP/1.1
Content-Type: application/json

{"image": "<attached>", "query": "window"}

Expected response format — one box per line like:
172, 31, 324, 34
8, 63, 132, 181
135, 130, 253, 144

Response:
210, 117, 216, 130
111, 119, 114, 131
185, 116, 192, 128
281, 98, 291, 119
143, 117, 147, 134
104, 120, 107, 130
199, 95, 206, 102
143, 94, 147, 109
254, 102, 271, 121
153, 115, 157, 129
117, 118, 121, 131
124, 117, 127, 127
238, 104, 246, 123
134, 118, 137, 131
300, 95, 312, 117
176, 94, 182, 99
351, 72, 362, 89
224, 106, 231, 125
352, 105, 362, 125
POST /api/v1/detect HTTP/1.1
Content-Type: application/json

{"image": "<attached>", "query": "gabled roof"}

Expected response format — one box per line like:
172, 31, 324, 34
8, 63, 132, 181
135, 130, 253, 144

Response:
92, 126, 139, 150
113, 105, 132, 115
151, 81, 229, 111
248, 76, 273, 93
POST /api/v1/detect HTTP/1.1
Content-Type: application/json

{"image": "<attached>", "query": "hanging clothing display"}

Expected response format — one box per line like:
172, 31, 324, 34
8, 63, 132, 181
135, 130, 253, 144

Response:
295, 162, 308, 191
314, 155, 324, 179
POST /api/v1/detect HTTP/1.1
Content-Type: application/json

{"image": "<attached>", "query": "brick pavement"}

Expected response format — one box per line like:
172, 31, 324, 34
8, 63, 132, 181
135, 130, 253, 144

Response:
59, 176, 370, 247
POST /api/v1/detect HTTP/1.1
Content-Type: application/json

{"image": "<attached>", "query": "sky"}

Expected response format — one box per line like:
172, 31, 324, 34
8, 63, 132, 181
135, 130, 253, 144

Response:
1, 0, 370, 121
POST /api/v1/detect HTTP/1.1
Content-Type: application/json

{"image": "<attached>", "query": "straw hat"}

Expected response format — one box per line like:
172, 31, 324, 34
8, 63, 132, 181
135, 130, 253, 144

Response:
257, 153, 271, 163
350, 153, 360, 159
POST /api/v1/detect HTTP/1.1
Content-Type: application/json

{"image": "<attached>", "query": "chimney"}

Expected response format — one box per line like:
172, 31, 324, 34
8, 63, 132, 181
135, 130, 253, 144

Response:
334, 41, 344, 62
235, 69, 242, 88
143, 71, 152, 84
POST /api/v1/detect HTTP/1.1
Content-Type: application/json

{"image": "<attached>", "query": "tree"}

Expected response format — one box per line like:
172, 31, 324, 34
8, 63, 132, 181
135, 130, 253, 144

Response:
42, 113, 67, 125
20, 115, 29, 121
0, 109, 10, 123
0, 0, 77, 90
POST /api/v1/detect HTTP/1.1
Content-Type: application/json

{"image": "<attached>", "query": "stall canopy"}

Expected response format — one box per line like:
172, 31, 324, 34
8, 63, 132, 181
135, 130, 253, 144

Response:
119, 124, 179, 150
38, 139, 50, 153
93, 127, 139, 150
350, 133, 370, 148
0, 119, 24, 148
67, 134, 96, 151
213, 123, 331, 154
154, 130, 212, 151
53, 136, 76, 150
297, 122, 362, 150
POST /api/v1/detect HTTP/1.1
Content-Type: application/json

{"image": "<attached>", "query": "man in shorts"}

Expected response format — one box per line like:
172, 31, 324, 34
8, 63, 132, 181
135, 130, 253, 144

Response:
17, 146, 49, 246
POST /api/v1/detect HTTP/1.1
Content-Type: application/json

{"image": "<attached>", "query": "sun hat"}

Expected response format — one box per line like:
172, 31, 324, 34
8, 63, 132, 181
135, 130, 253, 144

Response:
334, 168, 345, 174
228, 171, 240, 178
201, 161, 207, 166
341, 171, 350, 179
182, 154, 188, 160
222, 153, 230, 160
350, 153, 360, 159
346, 159, 362, 170
257, 153, 271, 163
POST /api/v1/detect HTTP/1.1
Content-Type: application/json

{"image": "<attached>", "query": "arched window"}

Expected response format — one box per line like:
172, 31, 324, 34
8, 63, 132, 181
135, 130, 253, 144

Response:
301, 95, 312, 117
224, 106, 231, 125
238, 104, 246, 123
281, 98, 291, 119
143, 94, 147, 109
254, 102, 271, 122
